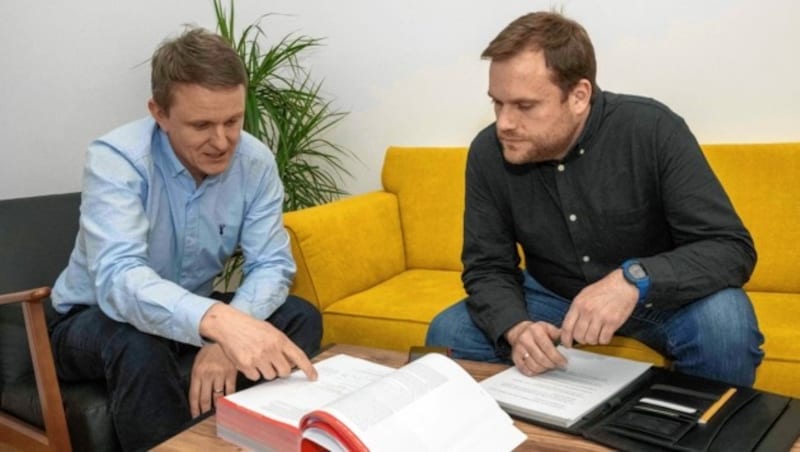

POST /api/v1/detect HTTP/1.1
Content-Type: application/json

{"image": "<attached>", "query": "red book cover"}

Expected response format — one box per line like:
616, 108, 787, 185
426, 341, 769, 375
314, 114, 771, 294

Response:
299, 409, 369, 452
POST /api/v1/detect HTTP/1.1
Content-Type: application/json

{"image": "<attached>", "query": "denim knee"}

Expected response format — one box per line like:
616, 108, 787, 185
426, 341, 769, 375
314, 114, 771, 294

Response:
425, 304, 461, 346
667, 288, 764, 386
426, 300, 501, 362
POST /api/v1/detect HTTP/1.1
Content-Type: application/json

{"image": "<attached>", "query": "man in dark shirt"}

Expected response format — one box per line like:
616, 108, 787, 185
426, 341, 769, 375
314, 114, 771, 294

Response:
425, 11, 764, 386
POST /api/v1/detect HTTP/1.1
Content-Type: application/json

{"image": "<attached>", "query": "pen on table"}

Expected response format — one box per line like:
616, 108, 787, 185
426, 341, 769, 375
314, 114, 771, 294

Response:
698, 387, 737, 425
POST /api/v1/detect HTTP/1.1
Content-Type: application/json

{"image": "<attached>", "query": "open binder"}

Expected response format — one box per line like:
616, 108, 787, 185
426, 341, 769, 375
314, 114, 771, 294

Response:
522, 367, 800, 451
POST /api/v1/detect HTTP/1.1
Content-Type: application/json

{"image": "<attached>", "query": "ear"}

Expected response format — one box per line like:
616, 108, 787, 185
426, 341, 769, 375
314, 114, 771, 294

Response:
147, 98, 169, 132
570, 79, 592, 114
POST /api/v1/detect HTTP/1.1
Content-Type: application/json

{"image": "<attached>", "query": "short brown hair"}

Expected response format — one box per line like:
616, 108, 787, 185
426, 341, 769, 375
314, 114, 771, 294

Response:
482, 12, 597, 100
151, 27, 247, 112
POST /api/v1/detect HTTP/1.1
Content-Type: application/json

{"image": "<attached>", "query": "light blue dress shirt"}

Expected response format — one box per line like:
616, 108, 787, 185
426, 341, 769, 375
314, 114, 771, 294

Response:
52, 117, 296, 346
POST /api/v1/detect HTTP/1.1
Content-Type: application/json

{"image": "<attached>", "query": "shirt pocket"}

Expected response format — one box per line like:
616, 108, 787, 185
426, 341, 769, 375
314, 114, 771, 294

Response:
595, 201, 670, 261
215, 222, 241, 260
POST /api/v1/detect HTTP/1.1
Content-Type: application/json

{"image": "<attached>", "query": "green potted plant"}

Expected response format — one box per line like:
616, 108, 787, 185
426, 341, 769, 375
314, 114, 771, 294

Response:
212, 0, 353, 289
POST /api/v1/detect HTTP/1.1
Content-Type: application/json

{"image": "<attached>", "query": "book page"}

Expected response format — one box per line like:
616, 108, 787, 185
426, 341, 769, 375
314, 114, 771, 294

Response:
223, 354, 393, 427
481, 346, 651, 427
310, 353, 525, 452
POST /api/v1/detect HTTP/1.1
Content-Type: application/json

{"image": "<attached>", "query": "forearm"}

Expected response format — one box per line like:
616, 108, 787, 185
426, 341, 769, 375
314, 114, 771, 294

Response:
646, 123, 756, 308
462, 138, 528, 349
641, 235, 755, 308
464, 275, 528, 350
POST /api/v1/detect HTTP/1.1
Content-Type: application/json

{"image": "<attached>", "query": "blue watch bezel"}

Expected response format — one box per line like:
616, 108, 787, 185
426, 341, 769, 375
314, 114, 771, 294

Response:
622, 259, 650, 303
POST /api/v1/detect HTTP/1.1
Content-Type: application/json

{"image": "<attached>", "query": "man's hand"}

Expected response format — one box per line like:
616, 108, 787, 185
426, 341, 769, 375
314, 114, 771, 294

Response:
199, 303, 318, 383
560, 269, 638, 348
505, 320, 566, 376
189, 343, 237, 417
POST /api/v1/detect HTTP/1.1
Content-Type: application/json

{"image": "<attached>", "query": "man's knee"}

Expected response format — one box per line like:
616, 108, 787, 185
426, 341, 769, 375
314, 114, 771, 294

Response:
695, 289, 761, 343
425, 302, 464, 346
104, 326, 179, 378
670, 288, 764, 386
276, 295, 322, 356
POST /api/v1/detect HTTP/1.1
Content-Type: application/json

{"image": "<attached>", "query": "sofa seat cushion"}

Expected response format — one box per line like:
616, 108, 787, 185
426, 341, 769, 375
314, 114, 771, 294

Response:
749, 291, 800, 360
748, 291, 800, 396
322, 269, 466, 351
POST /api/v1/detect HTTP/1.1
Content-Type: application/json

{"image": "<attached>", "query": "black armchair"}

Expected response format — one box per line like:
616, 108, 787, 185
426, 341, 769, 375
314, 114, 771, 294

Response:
0, 193, 118, 451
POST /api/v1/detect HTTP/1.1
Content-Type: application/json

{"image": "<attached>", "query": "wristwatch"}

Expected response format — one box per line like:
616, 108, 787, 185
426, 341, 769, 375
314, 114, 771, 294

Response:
621, 259, 650, 303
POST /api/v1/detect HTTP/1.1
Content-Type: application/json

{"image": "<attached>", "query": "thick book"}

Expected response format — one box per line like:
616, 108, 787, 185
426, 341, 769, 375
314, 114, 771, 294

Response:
216, 353, 526, 451
480, 346, 651, 428
481, 347, 800, 451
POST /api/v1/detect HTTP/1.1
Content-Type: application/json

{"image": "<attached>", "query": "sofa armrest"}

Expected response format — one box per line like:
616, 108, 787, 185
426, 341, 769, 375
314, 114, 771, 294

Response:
283, 192, 406, 312
0, 287, 71, 452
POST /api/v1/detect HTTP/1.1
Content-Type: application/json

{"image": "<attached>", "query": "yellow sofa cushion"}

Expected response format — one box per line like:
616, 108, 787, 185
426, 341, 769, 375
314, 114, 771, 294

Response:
382, 147, 467, 271
321, 269, 466, 351
748, 291, 800, 395
284, 192, 406, 311
702, 143, 800, 293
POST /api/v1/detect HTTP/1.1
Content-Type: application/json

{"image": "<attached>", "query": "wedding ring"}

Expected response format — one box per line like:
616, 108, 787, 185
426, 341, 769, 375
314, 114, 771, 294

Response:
213, 390, 224, 394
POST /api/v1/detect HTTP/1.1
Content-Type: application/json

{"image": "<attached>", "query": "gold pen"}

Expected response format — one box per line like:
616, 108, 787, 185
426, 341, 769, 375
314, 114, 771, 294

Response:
698, 387, 737, 425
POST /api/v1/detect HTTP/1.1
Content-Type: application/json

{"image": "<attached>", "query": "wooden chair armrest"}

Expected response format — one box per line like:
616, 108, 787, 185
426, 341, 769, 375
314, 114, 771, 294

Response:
0, 287, 51, 305
0, 286, 71, 451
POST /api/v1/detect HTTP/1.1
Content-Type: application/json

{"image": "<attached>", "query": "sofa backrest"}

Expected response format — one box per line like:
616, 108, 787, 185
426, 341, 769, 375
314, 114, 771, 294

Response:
0, 192, 81, 387
701, 143, 800, 293
285, 191, 406, 311
382, 147, 468, 271
379, 143, 800, 294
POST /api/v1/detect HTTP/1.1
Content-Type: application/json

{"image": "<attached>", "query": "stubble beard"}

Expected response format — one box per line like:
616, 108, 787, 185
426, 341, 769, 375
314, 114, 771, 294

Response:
501, 127, 577, 165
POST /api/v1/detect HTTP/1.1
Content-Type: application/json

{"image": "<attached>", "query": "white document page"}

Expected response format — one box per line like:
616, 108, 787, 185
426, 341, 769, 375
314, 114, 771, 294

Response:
481, 347, 651, 427
316, 353, 526, 452
223, 354, 393, 427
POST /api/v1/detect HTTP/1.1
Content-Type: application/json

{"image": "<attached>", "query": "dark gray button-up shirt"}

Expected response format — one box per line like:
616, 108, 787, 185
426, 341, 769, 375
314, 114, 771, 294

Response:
463, 91, 755, 349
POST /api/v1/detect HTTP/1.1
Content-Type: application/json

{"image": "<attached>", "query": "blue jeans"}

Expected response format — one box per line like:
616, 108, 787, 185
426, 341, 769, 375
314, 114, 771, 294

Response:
426, 272, 764, 387
49, 295, 321, 451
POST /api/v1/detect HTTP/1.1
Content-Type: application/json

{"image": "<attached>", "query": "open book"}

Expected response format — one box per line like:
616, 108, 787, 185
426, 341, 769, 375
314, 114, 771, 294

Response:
480, 347, 651, 428
217, 353, 526, 451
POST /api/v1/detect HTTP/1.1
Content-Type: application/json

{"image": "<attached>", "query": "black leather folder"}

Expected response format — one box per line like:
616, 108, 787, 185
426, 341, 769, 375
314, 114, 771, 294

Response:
517, 367, 800, 451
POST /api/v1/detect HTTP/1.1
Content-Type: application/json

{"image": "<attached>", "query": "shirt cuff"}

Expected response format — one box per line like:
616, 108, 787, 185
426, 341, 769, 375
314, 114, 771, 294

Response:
172, 293, 218, 347
230, 285, 289, 321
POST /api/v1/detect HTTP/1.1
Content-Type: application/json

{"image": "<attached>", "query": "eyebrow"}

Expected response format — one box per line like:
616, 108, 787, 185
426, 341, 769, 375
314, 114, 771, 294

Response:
488, 93, 539, 105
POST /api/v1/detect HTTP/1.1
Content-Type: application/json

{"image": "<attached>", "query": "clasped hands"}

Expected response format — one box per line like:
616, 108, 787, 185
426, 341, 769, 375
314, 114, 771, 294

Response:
190, 303, 318, 417
506, 269, 639, 376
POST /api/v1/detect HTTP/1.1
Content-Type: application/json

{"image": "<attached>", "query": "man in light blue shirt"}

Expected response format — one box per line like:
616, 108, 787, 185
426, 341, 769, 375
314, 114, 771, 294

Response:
49, 28, 321, 450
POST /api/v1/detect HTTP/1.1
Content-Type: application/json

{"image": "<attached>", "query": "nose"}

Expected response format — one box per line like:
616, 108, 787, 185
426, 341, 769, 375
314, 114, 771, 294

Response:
495, 105, 517, 133
210, 125, 227, 149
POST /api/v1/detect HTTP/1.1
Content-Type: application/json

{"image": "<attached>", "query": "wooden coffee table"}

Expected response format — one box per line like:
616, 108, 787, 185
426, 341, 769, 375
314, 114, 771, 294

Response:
153, 344, 799, 452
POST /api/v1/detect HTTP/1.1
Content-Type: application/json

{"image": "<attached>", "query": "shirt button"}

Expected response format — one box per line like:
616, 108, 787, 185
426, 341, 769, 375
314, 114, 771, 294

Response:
579, 148, 585, 155
582, 255, 590, 262
569, 214, 577, 222
557, 164, 565, 172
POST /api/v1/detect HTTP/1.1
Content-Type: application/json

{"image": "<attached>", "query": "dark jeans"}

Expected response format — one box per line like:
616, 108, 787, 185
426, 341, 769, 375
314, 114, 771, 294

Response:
49, 295, 322, 451
427, 271, 764, 387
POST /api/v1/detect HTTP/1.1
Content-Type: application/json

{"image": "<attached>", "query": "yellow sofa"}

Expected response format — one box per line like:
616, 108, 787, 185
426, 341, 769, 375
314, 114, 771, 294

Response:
283, 143, 800, 398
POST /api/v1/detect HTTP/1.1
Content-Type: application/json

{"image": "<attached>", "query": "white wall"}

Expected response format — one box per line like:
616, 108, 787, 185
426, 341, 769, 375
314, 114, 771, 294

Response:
1, 0, 798, 200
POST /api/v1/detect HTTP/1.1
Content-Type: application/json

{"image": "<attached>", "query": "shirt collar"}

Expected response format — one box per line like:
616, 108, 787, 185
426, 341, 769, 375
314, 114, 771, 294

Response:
156, 128, 189, 178
562, 89, 606, 162
155, 128, 226, 190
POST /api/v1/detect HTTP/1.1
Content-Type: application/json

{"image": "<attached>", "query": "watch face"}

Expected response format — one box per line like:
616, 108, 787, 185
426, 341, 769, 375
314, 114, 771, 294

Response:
629, 263, 647, 279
